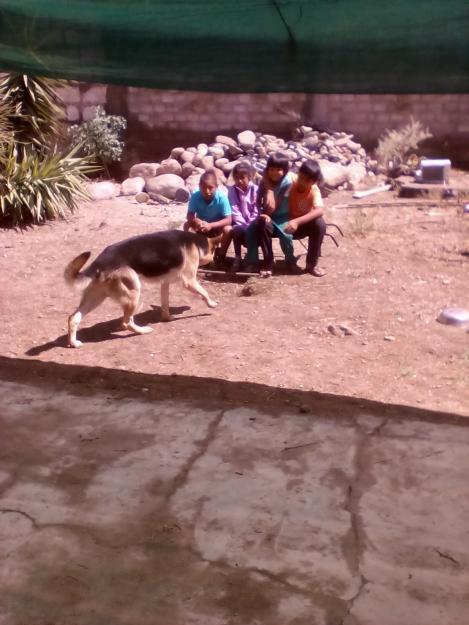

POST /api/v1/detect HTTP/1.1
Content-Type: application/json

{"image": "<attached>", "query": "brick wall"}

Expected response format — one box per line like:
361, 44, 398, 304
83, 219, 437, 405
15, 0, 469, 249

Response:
59, 84, 469, 171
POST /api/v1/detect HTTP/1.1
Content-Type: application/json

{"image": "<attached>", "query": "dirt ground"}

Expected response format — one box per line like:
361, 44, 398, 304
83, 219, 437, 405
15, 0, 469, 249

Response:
1, 177, 468, 416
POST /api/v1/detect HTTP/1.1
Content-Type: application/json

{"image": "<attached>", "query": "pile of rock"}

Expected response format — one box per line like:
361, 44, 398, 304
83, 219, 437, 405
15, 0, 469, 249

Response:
90, 127, 378, 203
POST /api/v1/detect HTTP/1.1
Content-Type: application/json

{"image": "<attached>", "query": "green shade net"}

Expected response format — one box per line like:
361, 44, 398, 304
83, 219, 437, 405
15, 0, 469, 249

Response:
0, 0, 467, 93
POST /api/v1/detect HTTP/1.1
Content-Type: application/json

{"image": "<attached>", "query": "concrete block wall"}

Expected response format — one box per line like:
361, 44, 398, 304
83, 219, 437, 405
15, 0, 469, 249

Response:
58, 84, 469, 169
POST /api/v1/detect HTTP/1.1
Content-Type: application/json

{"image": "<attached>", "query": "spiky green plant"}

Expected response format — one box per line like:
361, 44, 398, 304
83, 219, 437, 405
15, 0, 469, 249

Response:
0, 144, 98, 226
0, 98, 14, 145
0, 73, 101, 226
0, 73, 65, 154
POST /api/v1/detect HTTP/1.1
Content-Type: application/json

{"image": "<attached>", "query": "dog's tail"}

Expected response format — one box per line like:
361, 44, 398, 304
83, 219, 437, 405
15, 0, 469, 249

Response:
64, 251, 92, 289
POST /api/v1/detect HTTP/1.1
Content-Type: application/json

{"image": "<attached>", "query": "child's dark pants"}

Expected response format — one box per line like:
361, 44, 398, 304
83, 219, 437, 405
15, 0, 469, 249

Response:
294, 217, 327, 267
232, 224, 249, 257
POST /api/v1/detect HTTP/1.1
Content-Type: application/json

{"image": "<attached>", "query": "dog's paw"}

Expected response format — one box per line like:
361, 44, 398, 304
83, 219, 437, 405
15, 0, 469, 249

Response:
207, 300, 218, 309
161, 314, 174, 323
68, 340, 83, 348
130, 324, 153, 335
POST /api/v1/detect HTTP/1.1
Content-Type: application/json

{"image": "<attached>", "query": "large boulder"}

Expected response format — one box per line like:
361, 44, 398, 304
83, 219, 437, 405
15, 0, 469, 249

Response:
181, 162, 196, 179
88, 181, 120, 201
185, 174, 201, 193
159, 158, 182, 176
180, 150, 195, 164
201, 155, 214, 170
120, 176, 145, 196
237, 130, 256, 148
129, 162, 162, 179
170, 146, 185, 159
345, 162, 367, 188
318, 160, 349, 188
145, 174, 186, 199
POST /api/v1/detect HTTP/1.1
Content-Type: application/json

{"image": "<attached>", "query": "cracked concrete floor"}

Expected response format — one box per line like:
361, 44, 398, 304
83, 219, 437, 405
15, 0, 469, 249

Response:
1, 361, 469, 625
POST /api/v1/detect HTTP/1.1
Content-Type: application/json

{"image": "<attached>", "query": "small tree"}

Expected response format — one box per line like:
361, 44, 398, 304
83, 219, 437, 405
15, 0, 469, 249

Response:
69, 105, 126, 174
376, 117, 432, 174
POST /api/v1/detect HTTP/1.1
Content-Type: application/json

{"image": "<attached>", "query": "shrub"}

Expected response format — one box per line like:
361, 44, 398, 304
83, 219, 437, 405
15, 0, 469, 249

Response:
0, 73, 97, 226
69, 105, 126, 172
0, 144, 97, 226
376, 117, 432, 173
0, 73, 65, 154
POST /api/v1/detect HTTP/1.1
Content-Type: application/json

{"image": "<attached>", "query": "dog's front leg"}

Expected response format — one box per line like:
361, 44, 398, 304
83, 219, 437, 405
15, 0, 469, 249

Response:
184, 278, 217, 309
160, 282, 173, 322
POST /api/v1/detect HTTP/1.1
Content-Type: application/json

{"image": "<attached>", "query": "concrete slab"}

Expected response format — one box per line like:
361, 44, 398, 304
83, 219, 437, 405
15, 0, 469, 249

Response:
1, 358, 468, 625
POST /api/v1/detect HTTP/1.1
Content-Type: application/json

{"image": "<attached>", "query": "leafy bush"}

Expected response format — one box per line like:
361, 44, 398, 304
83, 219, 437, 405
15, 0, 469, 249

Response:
0, 73, 97, 226
376, 118, 432, 173
69, 105, 126, 171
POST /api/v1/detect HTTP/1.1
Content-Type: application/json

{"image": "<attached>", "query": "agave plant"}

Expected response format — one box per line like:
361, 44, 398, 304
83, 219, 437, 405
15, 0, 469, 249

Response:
0, 98, 13, 145
0, 73, 101, 226
0, 73, 66, 154
0, 144, 98, 226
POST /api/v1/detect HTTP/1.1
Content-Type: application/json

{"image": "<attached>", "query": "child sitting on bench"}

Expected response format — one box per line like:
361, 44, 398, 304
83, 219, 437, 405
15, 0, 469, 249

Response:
227, 161, 258, 272
284, 159, 327, 277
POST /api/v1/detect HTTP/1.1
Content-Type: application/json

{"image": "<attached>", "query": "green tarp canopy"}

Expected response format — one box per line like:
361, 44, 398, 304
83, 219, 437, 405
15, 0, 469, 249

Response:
0, 0, 467, 93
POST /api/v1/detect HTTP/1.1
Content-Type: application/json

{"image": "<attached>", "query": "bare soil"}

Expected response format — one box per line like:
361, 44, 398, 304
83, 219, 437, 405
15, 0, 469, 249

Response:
1, 179, 468, 416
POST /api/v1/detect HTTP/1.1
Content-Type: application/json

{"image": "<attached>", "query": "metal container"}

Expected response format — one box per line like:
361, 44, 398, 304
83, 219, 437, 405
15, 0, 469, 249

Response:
420, 159, 451, 184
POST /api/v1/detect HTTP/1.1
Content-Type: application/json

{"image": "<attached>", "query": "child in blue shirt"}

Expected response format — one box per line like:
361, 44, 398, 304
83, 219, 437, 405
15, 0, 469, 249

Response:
184, 170, 232, 262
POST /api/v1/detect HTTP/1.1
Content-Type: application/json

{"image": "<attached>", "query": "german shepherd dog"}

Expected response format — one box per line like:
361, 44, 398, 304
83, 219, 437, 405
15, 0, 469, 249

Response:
64, 229, 219, 347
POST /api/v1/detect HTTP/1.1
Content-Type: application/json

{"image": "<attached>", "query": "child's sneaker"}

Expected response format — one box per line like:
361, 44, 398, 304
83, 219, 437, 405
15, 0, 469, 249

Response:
213, 248, 227, 269
285, 261, 303, 275
230, 258, 243, 273
243, 263, 260, 274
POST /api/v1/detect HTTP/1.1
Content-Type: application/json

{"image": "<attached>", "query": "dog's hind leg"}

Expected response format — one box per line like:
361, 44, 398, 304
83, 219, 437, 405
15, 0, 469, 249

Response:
160, 282, 172, 322
113, 270, 153, 336
68, 284, 107, 348
183, 277, 217, 308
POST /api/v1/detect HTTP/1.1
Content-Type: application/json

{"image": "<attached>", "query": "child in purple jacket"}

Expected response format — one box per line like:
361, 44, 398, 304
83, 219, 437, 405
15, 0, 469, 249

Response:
227, 161, 258, 272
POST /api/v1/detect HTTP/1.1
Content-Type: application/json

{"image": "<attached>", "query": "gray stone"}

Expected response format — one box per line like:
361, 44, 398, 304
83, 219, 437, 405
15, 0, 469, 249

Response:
208, 146, 225, 159
180, 150, 195, 164
170, 146, 185, 159
215, 157, 229, 169
196, 143, 209, 157
129, 162, 162, 179
120, 176, 145, 196
201, 155, 215, 170
174, 187, 190, 203
148, 192, 171, 204
87, 181, 120, 201
145, 173, 186, 199
185, 174, 202, 193
215, 135, 237, 148
346, 162, 367, 187
237, 130, 256, 148
227, 144, 243, 158
213, 167, 227, 184
318, 160, 349, 188
135, 192, 150, 204
160, 158, 182, 176
347, 140, 362, 153
181, 162, 196, 179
